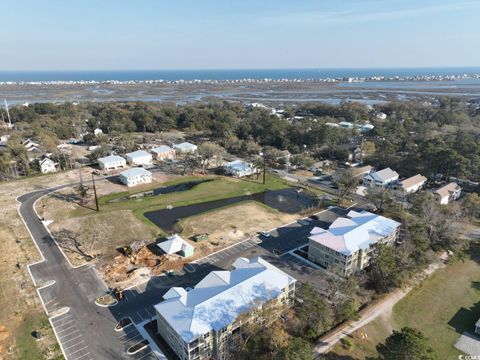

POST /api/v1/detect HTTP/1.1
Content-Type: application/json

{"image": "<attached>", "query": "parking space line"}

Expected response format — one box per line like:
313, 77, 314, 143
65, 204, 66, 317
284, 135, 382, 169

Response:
137, 311, 146, 322
58, 330, 81, 340
66, 346, 88, 356
61, 334, 83, 345
63, 339, 85, 351
55, 319, 75, 329
71, 352, 91, 360
136, 351, 153, 360
123, 333, 142, 344
119, 327, 138, 337
52, 314, 72, 323
56, 325, 78, 335
145, 307, 155, 317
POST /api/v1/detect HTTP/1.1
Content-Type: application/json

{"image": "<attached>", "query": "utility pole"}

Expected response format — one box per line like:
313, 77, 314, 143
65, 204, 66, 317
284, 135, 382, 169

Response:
92, 174, 99, 212
262, 151, 266, 185
3, 99, 12, 128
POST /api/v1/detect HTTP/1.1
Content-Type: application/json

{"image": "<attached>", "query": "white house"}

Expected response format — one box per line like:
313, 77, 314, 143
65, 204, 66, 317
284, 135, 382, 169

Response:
125, 150, 152, 166
38, 158, 56, 174
119, 167, 152, 187
94, 128, 103, 136
224, 160, 254, 177
23, 139, 41, 152
154, 257, 296, 360
377, 112, 387, 120
397, 174, 427, 194
98, 155, 126, 170
157, 234, 195, 258
363, 167, 399, 187
434, 182, 462, 205
173, 142, 198, 153
151, 145, 175, 160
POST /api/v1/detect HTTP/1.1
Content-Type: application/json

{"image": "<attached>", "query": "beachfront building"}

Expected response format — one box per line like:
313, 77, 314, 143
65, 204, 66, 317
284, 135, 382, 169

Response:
174, 142, 198, 153
223, 160, 254, 177
434, 182, 462, 205
363, 167, 399, 188
98, 155, 126, 170
308, 210, 401, 276
151, 145, 175, 161
118, 167, 152, 187
157, 234, 195, 258
154, 257, 296, 360
125, 150, 152, 166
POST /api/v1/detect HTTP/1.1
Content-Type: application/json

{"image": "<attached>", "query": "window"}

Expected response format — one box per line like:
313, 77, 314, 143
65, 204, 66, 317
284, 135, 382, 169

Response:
204, 332, 210, 339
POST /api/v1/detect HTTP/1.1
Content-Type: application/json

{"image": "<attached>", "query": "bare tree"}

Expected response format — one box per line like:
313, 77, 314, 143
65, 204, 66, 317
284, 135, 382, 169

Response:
54, 228, 99, 261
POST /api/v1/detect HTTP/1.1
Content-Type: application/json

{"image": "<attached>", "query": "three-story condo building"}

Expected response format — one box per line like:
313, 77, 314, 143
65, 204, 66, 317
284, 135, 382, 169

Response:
154, 257, 296, 360
308, 210, 400, 276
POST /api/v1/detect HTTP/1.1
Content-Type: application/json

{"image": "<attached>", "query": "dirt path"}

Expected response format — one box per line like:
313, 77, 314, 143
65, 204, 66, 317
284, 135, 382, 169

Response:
313, 261, 446, 356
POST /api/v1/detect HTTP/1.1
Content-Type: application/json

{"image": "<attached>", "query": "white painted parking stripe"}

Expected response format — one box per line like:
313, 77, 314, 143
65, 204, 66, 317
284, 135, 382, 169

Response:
120, 328, 137, 338
55, 319, 75, 329
61, 334, 83, 345
124, 333, 142, 344
66, 346, 88, 356
56, 325, 78, 335
145, 307, 155, 317
70, 352, 91, 360
58, 330, 81, 340
63, 339, 85, 351
136, 351, 153, 360
137, 311, 146, 322
52, 314, 72, 323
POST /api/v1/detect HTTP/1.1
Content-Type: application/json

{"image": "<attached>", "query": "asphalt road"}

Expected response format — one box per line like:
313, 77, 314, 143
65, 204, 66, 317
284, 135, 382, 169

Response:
17, 175, 345, 360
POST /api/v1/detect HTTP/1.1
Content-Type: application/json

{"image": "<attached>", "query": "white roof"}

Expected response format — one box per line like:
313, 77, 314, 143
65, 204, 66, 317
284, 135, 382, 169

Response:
98, 155, 125, 164
157, 234, 193, 254
151, 145, 173, 154
225, 160, 252, 171
174, 142, 197, 151
365, 168, 399, 182
154, 257, 296, 343
119, 167, 151, 178
126, 150, 151, 158
309, 210, 400, 255
39, 158, 54, 165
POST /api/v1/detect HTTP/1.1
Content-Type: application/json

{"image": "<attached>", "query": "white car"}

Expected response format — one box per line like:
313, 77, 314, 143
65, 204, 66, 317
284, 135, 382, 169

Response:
259, 231, 271, 238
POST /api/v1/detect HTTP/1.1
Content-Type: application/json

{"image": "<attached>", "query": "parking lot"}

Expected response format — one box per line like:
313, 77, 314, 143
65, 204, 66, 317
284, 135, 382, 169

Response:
50, 311, 93, 360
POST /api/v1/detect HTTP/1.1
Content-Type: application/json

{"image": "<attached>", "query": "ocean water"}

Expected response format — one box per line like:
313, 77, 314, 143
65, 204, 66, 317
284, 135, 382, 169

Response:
0, 67, 480, 82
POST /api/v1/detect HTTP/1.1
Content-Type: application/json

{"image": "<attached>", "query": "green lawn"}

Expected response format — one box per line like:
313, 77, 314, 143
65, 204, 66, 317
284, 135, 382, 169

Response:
94, 174, 289, 215
330, 241, 480, 359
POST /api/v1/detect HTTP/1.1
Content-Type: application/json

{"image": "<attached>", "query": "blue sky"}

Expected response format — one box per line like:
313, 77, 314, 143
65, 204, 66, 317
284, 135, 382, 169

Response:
1, 0, 479, 70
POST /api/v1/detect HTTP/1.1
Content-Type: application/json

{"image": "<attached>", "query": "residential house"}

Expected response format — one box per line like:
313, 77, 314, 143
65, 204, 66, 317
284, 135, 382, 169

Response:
22, 139, 41, 152
363, 167, 399, 188
151, 145, 175, 160
351, 165, 373, 179
174, 142, 198, 153
94, 128, 103, 136
119, 167, 152, 187
98, 155, 126, 170
434, 182, 462, 205
154, 257, 296, 360
224, 160, 254, 177
396, 174, 427, 194
309, 160, 333, 173
157, 234, 195, 258
377, 112, 387, 120
308, 210, 401, 276
125, 150, 152, 166
38, 158, 56, 174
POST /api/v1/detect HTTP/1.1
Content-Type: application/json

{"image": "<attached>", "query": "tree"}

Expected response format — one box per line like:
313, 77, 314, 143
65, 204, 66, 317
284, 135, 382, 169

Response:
278, 337, 313, 360
372, 327, 437, 360
365, 187, 395, 214
198, 142, 225, 174
367, 243, 406, 293
54, 228, 98, 261
294, 283, 333, 339
74, 184, 90, 204
462, 193, 480, 220
290, 153, 315, 170
335, 170, 358, 203
176, 150, 200, 175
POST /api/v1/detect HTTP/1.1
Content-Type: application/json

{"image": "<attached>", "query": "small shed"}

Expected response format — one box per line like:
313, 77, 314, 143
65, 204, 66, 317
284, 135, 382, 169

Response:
157, 234, 195, 258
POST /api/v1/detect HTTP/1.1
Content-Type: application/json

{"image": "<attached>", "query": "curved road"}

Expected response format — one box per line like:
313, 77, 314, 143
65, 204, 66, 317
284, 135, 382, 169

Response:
18, 187, 155, 360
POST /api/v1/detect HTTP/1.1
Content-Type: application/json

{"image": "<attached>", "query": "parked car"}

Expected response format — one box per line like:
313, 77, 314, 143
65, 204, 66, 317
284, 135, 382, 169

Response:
309, 215, 319, 220
297, 219, 309, 226
259, 231, 271, 238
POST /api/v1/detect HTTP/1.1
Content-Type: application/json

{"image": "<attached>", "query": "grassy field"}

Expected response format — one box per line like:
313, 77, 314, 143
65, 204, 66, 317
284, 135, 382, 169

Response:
330, 241, 480, 359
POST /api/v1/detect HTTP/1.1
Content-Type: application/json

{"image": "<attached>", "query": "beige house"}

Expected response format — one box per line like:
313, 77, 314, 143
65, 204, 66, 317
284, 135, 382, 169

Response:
434, 182, 462, 205
154, 257, 296, 360
38, 158, 56, 174
308, 210, 400, 276
151, 145, 175, 160
397, 174, 427, 193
